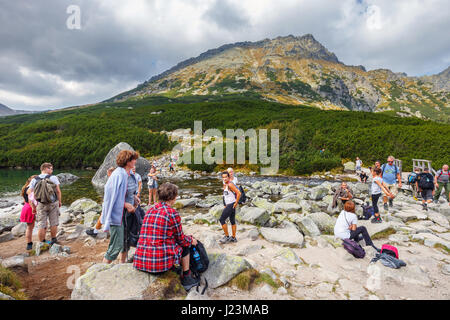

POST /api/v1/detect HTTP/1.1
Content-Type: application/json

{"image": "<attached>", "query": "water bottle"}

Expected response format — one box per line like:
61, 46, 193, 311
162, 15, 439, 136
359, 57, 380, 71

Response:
192, 247, 203, 270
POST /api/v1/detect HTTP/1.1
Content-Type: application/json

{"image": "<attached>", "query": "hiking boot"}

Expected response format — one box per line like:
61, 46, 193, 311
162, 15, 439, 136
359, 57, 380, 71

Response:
422, 203, 428, 211
219, 235, 231, 244
181, 272, 200, 291
50, 238, 58, 246
229, 236, 237, 243
85, 229, 98, 238
383, 203, 388, 211
26, 242, 33, 251
371, 216, 382, 223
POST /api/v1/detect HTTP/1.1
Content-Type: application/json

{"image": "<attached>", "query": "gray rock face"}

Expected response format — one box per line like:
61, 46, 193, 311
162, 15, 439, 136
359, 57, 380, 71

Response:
260, 221, 304, 247
308, 212, 336, 234
0, 213, 20, 234
71, 263, 158, 300
238, 207, 270, 226
11, 223, 27, 237
56, 173, 79, 186
309, 187, 329, 201
0, 200, 15, 209
273, 202, 301, 213
0, 232, 14, 243
344, 161, 356, 172
175, 198, 198, 208
203, 253, 252, 289
1, 255, 26, 269
69, 198, 101, 215
91, 142, 151, 188
296, 216, 321, 237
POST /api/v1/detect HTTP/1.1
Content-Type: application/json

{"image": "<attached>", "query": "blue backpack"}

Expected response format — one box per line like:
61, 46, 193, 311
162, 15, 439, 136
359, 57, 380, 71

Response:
407, 172, 418, 185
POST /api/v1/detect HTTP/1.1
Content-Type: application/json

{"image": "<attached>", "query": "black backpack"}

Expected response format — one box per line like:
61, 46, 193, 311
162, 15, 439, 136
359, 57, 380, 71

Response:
361, 204, 374, 220
124, 205, 146, 248
238, 185, 247, 204
189, 240, 209, 294
418, 173, 434, 190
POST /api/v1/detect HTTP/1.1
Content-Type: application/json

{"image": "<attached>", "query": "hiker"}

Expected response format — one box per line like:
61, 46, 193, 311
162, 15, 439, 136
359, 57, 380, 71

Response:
416, 167, 435, 211
86, 167, 115, 237
381, 156, 402, 210
408, 167, 421, 200
219, 171, 241, 244
27, 163, 62, 246
227, 167, 238, 185
132, 167, 142, 198
20, 175, 37, 250
169, 160, 175, 173
148, 166, 158, 205
371, 167, 395, 223
133, 182, 200, 291
355, 157, 362, 172
332, 182, 354, 211
334, 201, 380, 251
101, 150, 139, 264
434, 164, 449, 204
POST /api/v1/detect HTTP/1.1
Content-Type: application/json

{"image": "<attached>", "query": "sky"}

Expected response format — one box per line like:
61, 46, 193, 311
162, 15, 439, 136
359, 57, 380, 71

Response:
0, 0, 449, 111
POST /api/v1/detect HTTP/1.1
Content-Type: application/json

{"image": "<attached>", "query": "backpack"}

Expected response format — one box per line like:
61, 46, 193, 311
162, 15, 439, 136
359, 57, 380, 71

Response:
361, 204, 374, 220
124, 205, 146, 248
342, 239, 366, 258
189, 240, 209, 294
407, 172, 418, 185
380, 244, 399, 259
228, 182, 247, 204
34, 175, 57, 204
418, 173, 434, 190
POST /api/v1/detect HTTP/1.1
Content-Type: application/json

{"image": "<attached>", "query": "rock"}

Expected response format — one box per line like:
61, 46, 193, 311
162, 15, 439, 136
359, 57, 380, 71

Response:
208, 205, 224, 220
442, 264, 450, 275
247, 229, 260, 241
238, 207, 270, 226
203, 253, 251, 289
426, 211, 450, 228
260, 221, 304, 247
56, 173, 79, 186
275, 248, 304, 266
175, 198, 198, 208
277, 287, 288, 295
34, 242, 50, 256
49, 244, 62, 255
296, 216, 321, 237
388, 234, 410, 243
344, 161, 356, 172
412, 233, 450, 250
197, 195, 222, 208
438, 205, 450, 218
62, 246, 71, 254
69, 198, 101, 215
273, 202, 301, 213
0, 232, 14, 243
252, 197, 275, 213
368, 262, 432, 288
1, 255, 26, 269
66, 224, 88, 241
11, 222, 27, 237
309, 187, 329, 201
192, 213, 216, 225
0, 200, 15, 209
0, 292, 15, 300
308, 212, 336, 234
71, 263, 160, 300
394, 210, 427, 223
91, 142, 151, 188
84, 211, 101, 228
60, 211, 72, 225
237, 244, 262, 256
357, 220, 396, 238
0, 213, 20, 233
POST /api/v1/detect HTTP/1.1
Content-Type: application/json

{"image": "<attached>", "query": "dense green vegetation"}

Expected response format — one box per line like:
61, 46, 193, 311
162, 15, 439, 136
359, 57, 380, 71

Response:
1, 94, 449, 174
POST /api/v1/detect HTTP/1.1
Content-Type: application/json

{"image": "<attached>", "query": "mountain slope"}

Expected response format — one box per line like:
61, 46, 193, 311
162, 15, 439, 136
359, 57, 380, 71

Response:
0, 103, 36, 117
107, 34, 450, 122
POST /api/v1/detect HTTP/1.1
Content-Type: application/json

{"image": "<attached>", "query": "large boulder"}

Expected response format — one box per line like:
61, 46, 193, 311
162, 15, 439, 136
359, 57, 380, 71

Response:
273, 202, 301, 213
56, 173, 79, 186
72, 264, 156, 300
309, 187, 329, 201
92, 142, 151, 188
69, 198, 102, 215
260, 221, 304, 247
11, 223, 27, 237
203, 253, 252, 289
197, 195, 222, 208
174, 198, 198, 208
296, 216, 321, 237
238, 207, 270, 226
0, 213, 20, 234
308, 212, 336, 235
344, 161, 356, 172
252, 197, 275, 213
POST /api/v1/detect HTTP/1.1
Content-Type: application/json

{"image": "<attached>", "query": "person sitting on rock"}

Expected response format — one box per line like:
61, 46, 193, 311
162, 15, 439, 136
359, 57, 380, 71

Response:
101, 151, 138, 264
133, 182, 200, 291
332, 182, 353, 211
20, 175, 37, 250
219, 171, 241, 244
334, 201, 380, 252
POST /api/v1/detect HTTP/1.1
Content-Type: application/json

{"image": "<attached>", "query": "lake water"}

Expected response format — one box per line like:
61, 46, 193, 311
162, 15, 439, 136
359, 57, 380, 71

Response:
0, 169, 329, 206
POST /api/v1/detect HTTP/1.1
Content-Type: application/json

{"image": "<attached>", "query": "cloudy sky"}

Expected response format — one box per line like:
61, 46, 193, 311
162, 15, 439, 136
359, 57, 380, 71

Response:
1, 0, 449, 111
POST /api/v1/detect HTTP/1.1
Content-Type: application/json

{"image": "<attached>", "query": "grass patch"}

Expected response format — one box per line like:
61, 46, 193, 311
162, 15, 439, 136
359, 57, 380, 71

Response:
0, 265, 27, 300
193, 219, 212, 225
143, 271, 185, 300
433, 243, 450, 254
254, 272, 282, 289
229, 269, 260, 291
371, 227, 396, 240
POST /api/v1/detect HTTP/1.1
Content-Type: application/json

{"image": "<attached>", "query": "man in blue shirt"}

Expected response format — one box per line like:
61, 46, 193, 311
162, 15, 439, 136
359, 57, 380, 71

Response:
381, 156, 402, 210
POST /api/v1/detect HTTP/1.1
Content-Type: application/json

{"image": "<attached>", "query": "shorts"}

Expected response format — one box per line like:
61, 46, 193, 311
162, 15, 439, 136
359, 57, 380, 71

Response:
148, 180, 158, 189
20, 202, 35, 224
383, 183, 398, 197
36, 201, 59, 229
421, 189, 433, 201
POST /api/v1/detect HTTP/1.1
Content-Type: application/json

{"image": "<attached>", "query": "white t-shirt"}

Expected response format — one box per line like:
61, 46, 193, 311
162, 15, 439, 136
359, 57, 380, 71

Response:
371, 177, 383, 195
356, 160, 362, 167
334, 210, 358, 240
29, 174, 60, 190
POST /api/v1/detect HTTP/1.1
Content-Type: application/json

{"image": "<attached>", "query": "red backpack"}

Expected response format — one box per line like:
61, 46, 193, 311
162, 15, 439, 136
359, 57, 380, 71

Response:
381, 244, 399, 259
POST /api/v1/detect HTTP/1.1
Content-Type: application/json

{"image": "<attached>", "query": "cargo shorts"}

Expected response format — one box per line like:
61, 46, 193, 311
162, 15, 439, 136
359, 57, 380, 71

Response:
36, 201, 60, 229
383, 183, 398, 197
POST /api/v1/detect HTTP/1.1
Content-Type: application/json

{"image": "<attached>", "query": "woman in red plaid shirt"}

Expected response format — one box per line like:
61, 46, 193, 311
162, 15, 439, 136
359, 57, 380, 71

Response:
133, 182, 200, 290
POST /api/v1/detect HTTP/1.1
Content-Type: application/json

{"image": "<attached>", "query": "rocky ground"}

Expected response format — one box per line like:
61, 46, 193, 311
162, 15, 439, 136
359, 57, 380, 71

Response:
1, 167, 449, 300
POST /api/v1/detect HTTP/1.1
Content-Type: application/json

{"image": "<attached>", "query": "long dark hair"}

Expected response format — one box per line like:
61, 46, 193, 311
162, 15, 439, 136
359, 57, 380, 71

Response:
21, 175, 37, 198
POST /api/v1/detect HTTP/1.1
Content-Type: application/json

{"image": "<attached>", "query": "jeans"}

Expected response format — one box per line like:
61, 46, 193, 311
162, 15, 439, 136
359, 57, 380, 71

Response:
350, 226, 374, 247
